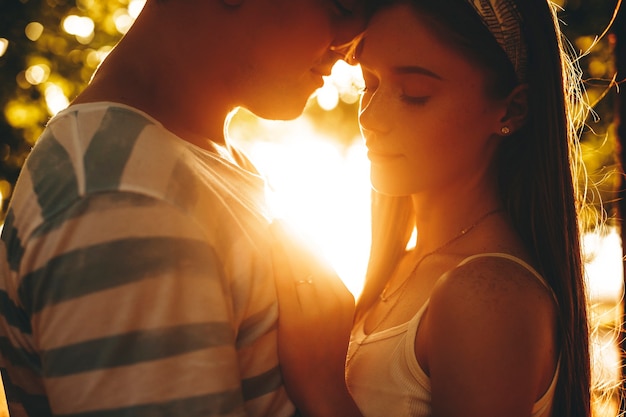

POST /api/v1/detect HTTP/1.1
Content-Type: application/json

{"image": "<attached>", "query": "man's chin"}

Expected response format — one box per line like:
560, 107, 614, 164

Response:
245, 95, 312, 121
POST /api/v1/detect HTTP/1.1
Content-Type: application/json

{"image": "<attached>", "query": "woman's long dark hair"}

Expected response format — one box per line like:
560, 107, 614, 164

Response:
356, 1, 591, 416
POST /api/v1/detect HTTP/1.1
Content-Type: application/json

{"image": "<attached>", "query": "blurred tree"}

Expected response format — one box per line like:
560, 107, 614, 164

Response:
0, 0, 47, 214
0, 0, 141, 215
557, 0, 622, 230
613, 0, 626, 415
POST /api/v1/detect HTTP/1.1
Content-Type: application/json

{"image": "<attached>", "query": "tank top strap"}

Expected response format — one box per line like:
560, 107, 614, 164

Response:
445, 253, 561, 415
531, 354, 561, 417
457, 253, 558, 305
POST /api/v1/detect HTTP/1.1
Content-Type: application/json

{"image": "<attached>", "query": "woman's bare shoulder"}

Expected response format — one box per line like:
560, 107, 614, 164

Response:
422, 254, 559, 415
433, 254, 556, 314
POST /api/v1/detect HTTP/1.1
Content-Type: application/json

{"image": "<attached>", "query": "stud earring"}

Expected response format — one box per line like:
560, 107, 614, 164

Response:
500, 126, 511, 135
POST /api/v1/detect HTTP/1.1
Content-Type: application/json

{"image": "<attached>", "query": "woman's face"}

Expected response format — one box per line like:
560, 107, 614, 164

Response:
358, 3, 508, 197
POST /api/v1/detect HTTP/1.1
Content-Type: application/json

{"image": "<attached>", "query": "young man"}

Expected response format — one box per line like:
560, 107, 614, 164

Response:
0, 0, 373, 415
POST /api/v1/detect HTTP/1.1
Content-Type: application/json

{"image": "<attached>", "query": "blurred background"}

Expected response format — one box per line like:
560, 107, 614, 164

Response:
0, 0, 624, 415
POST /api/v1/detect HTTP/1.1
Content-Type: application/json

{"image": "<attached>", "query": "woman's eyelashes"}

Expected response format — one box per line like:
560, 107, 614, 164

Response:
358, 84, 430, 106
400, 94, 430, 105
399, 80, 434, 105
359, 70, 432, 105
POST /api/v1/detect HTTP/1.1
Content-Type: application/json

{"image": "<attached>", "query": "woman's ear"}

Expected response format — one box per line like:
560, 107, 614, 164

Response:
499, 84, 528, 136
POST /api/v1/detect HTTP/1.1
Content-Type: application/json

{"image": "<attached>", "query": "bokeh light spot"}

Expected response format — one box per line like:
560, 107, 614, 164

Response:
25, 22, 44, 41
86, 45, 113, 68
25, 64, 50, 85
45, 83, 70, 116
4, 101, 44, 129
0, 39, 8, 57
62, 15, 95, 38
316, 82, 340, 111
588, 59, 608, 78
332, 60, 364, 104
128, 0, 146, 19
0, 180, 11, 205
113, 9, 134, 34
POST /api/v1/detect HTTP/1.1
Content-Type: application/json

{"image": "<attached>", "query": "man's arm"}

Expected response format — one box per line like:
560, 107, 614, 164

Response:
20, 192, 248, 416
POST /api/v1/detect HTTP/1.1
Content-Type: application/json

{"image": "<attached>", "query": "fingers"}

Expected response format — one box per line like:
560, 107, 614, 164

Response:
270, 220, 322, 273
270, 221, 356, 409
270, 220, 356, 328
270, 221, 316, 313
270, 220, 352, 290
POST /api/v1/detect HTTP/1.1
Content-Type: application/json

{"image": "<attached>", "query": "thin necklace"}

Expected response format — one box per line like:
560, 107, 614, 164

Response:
345, 207, 504, 368
379, 208, 503, 303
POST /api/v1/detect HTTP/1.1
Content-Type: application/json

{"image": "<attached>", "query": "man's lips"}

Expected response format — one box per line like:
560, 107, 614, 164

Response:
367, 148, 403, 162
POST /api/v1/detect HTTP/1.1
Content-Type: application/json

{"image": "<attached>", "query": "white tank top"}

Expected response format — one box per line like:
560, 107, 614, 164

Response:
346, 253, 559, 417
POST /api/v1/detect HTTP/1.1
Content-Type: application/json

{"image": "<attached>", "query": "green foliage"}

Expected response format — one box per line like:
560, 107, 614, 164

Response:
560, 0, 622, 228
0, 0, 133, 213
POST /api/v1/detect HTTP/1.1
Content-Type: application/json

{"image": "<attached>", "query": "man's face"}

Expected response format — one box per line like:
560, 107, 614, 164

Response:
233, 0, 369, 120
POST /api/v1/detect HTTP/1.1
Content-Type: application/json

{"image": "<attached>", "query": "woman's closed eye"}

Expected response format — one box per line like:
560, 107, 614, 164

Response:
399, 82, 435, 105
400, 94, 430, 105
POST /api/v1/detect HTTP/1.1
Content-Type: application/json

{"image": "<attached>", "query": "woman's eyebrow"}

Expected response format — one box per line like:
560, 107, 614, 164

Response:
392, 65, 443, 80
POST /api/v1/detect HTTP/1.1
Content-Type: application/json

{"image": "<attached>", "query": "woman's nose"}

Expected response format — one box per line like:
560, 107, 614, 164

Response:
359, 91, 389, 134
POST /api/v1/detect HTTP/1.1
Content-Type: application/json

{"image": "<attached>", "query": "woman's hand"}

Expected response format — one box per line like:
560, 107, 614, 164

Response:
270, 221, 363, 417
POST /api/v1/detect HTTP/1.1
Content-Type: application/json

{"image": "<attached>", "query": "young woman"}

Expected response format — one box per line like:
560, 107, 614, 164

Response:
272, 0, 592, 416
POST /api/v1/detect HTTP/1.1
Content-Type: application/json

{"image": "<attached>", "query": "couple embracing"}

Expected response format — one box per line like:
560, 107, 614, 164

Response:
0, 1, 592, 416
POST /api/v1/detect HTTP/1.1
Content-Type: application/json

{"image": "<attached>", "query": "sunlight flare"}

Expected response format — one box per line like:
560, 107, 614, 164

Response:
242, 126, 371, 297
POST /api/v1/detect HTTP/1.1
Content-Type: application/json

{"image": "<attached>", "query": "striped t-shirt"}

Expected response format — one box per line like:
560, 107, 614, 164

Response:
0, 102, 295, 417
